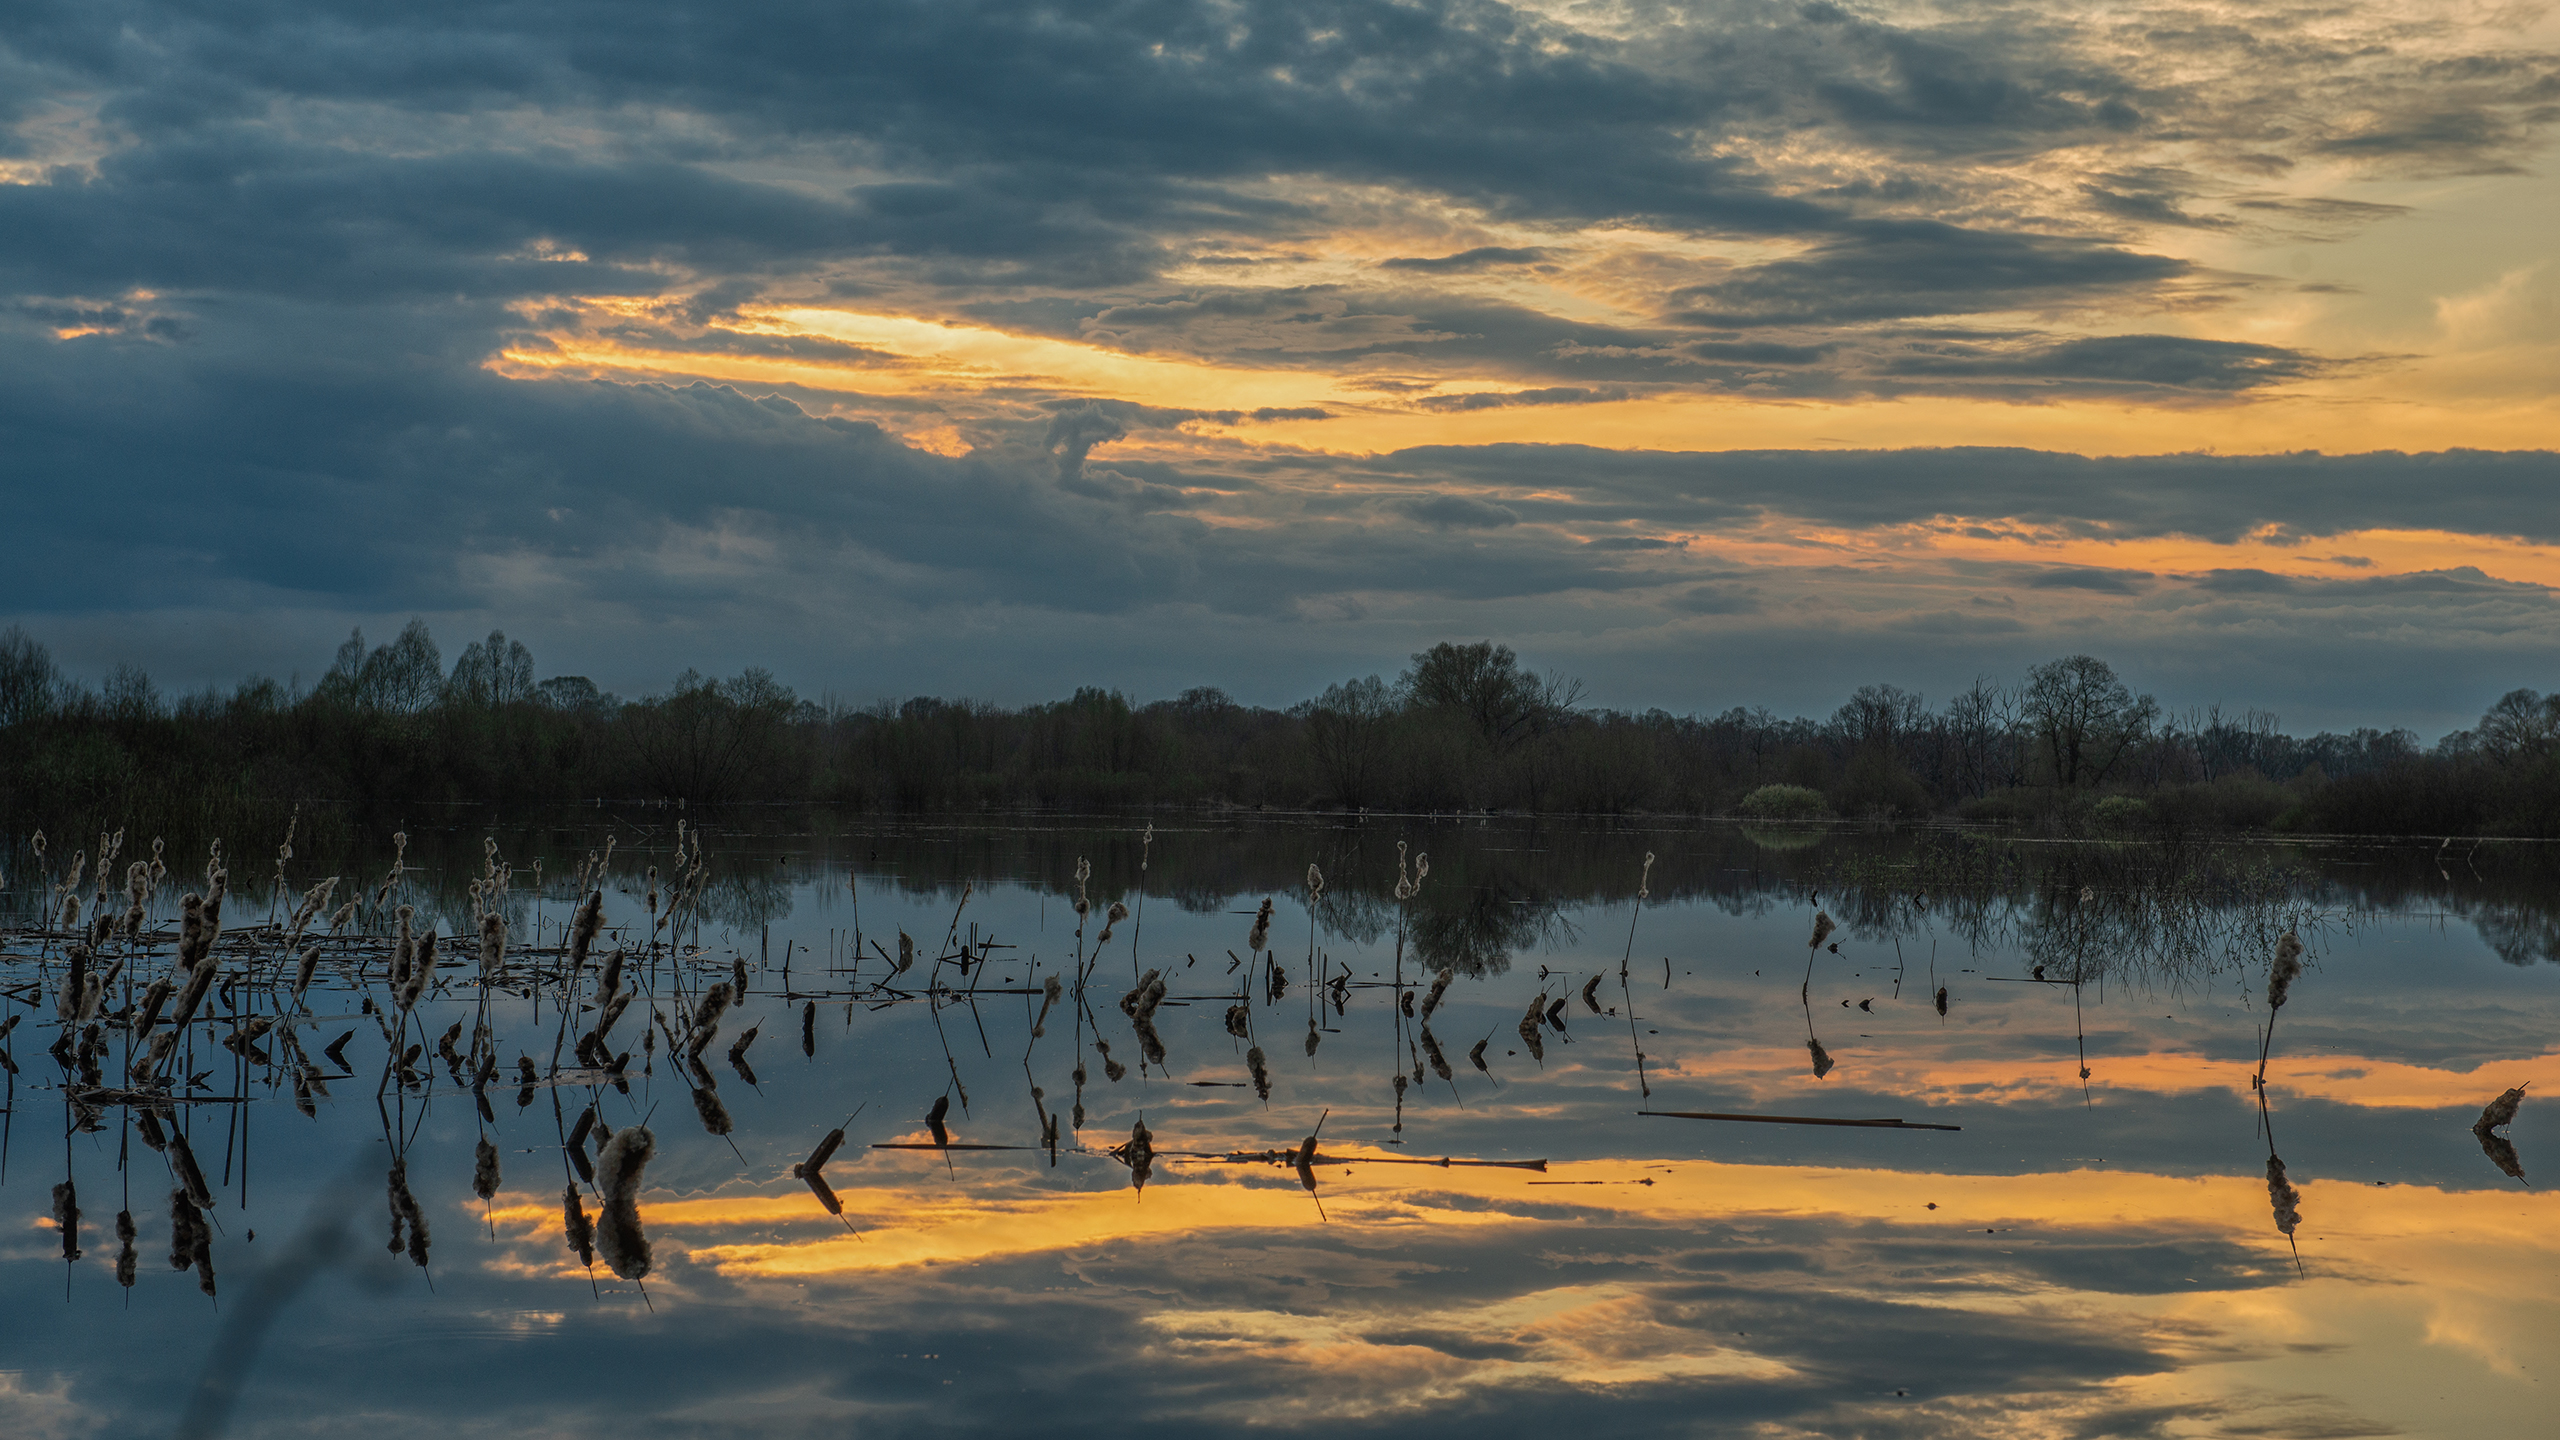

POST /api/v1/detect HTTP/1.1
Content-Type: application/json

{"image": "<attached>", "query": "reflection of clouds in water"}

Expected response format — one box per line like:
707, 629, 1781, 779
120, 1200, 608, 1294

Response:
367, 1163, 2556, 1440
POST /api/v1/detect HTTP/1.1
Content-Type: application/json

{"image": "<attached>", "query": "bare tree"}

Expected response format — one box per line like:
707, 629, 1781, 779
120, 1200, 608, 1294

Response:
2020, 655, 2158, 787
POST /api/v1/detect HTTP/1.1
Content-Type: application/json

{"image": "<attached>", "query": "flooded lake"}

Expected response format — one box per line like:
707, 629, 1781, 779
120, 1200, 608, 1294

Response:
0, 815, 2550, 1438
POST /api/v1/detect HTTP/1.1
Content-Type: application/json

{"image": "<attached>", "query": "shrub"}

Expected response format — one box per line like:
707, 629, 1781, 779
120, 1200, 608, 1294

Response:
1735, 783, 1829, 820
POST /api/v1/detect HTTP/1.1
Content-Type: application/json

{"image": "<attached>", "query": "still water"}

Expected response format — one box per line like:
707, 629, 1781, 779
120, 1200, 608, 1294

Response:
0, 815, 2550, 1438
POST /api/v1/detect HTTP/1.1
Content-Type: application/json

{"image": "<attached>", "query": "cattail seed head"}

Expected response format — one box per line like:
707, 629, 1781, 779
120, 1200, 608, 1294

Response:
473, 1136, 501, 1200
2268, 932, 2305, 1010
1807, 1037, 1835, 1078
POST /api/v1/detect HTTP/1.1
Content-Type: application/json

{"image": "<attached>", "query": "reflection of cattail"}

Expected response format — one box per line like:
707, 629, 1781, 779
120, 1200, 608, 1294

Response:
1247, 898, 1272, 954
2267, 1153, 2302, 1235
52, 1181, 78, 1261
1246, 1045, 1271, 1102
687, 983, 732, 1058
1421, 968, 1453, 1021
1420, 1027, 1452, 1082
169, 1131, 215, 1209
115, 1209, 137, 1287
1580, 974, 1603, 1014
170, 1188, 202, 1271
473, 1136, 501, 1200
794, 1128, 845, 1180
692, 1081, 734, 1136
1096, 1039, 1127, 1083
1518, 995, 1547, 1063
2268, 932, 2304, 1009
1224, 1003, 1250, 1039
593, 1127, 656, 1280
387, 1158, 430, 1268
2474, 1084, 2528, 1136
562, 1185, 594, 1267
1807, 1037, 1835, 1079
1304, 1020, 1320, 1057
896, 931, 915, 973
1469, 1036, 1491, 1075
1935, 986, 1949, 1017
1810, 912, 1835, 950
926, 1094, 952, 1147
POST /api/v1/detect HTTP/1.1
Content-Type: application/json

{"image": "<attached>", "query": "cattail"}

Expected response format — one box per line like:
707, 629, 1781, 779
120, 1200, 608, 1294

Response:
397, 929, 436, 1011
925, 1094, 951, 1146
1224, 1003, 1250, 1039
329, 897, 356, 933
293, 945, 322, 998
1124, 1118, 1155, 1194
1246, 1045, 1271, 1101
52, 1180, 79, 1261
1420, 1028, 1453, 1081
732, 957, 748, 999
1935, 986, 1949, 1016
479, 912, 507, 980
562, 1185, 595, 1267
692, 1081, 733, 1136
896, 931, 915, 973
1305, 1020, 1321, 1057
1581, 974, 1603, 1014
1306, 864, 1324, 898
598, 946, 625, 1003
115, 1209, 136, 1287
1097, 1038, 1127, 1083
1807, 1037, 1835, 1078
389, 905, 415, 989
687, 983, 732, 1058
1810, 912, 1835, 950
1420, 968, 1453, 1021
169, 1188, 202, 1271
1517, 994, 1547, 1062
473, 1136, 501, 1200
123, 862, 149, 936
795, 1128, 845, 1180
387, 1157, 429, 1268
1247, 898, 1272, 954
176, 892, 209, 969
1032, 973, 1063, 1038
2268, 932, 2304, 1009
2266, 1153, 2301, 1235
592, 1125, 657, 1280
1098, 900, 1128, 945
168, 1130, 214, 1209
2474, 1084, 2528, 1136
56, 945, 87, 1022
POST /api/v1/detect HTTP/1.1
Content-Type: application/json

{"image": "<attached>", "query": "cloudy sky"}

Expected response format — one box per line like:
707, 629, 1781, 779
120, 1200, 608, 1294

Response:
4, 0, 2557, 732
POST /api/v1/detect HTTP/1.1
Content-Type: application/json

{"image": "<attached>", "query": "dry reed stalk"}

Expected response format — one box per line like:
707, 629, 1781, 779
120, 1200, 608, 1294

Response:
1807, 1037, 1835, 1079
562, 1185, 595, 1266
115, 1209, 136, 1287
1247, 1045, 1271, 1102
1517, 994, 1547, 1063
592, 1126, 658, 1280
474, 1136, 501, 1200
52, 1180, 78, 1261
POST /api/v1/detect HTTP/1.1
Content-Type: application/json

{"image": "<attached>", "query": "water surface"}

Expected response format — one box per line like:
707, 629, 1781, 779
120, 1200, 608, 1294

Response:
0, 816, 2550, 1438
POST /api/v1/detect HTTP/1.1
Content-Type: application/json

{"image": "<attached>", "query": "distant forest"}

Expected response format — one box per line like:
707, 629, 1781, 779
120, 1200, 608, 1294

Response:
3, 622, 2557, 838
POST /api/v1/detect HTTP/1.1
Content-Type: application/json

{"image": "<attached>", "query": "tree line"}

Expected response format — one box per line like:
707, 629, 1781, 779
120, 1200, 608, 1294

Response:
2, 622, 2555, 837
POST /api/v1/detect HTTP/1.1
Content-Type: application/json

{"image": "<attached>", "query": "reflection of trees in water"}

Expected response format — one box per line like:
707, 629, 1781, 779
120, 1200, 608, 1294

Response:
1827, 835, 2328, 990
2464, 902, 2560, 967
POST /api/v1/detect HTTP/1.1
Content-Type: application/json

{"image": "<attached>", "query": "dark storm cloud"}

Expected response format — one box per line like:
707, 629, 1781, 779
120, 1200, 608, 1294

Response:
2030, 567, 2152, 595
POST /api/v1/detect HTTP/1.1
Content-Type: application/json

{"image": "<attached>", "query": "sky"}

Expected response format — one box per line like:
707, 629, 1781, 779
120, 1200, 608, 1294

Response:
3, 0, 2558, 735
